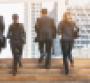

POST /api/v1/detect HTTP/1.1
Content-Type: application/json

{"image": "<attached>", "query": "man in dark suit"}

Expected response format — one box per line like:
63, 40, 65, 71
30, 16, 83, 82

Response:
7, 14, 26, 76
35, 9, 56, 68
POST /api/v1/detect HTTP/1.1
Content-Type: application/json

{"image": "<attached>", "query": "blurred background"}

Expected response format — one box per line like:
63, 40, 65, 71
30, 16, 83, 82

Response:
0, 0, 90, 59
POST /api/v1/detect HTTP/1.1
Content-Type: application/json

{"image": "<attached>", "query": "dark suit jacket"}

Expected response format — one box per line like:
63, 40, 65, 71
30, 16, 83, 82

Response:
35, 16, 56, 41
7, 23, 26, 46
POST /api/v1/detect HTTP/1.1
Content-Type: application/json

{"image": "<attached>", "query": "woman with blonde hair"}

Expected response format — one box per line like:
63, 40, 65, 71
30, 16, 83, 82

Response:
58, 11, 79, 75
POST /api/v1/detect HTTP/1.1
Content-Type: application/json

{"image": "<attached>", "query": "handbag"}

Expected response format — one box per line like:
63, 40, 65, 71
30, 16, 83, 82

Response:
73, 27, 79, 39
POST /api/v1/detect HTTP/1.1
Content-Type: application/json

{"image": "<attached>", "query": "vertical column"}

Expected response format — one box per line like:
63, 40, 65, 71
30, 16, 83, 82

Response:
26, 0, 32, 58
31, 0, 42, 58
24, 0, 32, 58
58, 0, 66, 22
23, 1, 28, 58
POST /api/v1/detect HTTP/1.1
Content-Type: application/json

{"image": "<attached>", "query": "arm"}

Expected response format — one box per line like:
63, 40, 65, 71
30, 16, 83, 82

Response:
75, 23, 79, 34
51, 19, 56, 39
73, 22, 79, 39
74, 23, 79, 32
58, 22, 63, 35
35, 18, 40, 34
20, 24, 26, 44
1, 22, 5, 35
0, 16, 5, 35
7, 25, 12, 39
35, 18, 41, 42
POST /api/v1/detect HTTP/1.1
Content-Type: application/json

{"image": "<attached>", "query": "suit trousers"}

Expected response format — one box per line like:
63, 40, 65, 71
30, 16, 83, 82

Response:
10, 43, 23, 73
38, 40, 52, 67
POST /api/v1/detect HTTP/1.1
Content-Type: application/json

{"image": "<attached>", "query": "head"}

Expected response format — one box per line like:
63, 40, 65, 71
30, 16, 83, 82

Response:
63, 11, 72, 22
40, 9, 48, 16
12, 14, 19, 23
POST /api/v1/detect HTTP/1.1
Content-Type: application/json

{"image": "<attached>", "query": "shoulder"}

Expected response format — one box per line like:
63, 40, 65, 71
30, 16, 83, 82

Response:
37, 17, 41, 21
37, 17, 40, 20
9, 24, 13, 29
47, 16, 53, 20
59, 21, 64, 25
58, 21, 65, 28
18, 23, 23, 25
50, 18, 54, 22
46, 17, 55, 23
70, 21, 76, 25
36, 18, 41, 24
18, 23, 24, 28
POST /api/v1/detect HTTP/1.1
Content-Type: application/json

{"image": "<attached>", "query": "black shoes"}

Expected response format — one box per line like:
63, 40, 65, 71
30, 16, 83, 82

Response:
19, 63, 23, 68
65, 70, 69, 75
38, 58, 43, 63
12, 69, 17, 76
45, 64, 50, 69
38, 54, 45, 63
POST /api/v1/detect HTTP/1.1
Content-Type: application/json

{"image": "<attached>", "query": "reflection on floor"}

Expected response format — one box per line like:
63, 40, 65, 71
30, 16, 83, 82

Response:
0, 59, 89, 82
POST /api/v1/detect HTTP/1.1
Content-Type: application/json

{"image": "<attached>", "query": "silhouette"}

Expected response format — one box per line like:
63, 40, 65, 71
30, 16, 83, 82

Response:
0, 16, 5, 51
35, 9, 56, 68
7, 14, 26, 76
58, 11, 79, 74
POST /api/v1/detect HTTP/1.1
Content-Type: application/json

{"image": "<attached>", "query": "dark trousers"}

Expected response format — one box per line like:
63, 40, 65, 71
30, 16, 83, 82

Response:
38, 40, 52, 67
10, 43, 23, 74
61, 39, 74, 74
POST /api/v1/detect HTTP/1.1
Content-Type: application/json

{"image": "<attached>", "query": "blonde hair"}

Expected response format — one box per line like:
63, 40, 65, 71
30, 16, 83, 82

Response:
62, 11, 72, 22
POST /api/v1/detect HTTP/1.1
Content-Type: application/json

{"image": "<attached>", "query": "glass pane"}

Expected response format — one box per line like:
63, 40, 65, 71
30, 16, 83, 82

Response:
31, 0, 90, 58
0, 3, 24, 58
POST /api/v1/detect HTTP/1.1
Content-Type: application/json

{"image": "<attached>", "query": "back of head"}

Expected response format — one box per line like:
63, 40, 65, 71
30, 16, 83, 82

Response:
12, 14, 18, 19
41, 9, 48, 16
62, 11, 73, 22
12, 14, 19, 23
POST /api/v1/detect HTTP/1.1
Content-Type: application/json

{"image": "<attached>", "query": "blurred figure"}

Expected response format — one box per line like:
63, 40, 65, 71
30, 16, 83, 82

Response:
0, 16, 5, 51
35, 9, 56, 68
7, 14, 26, 76
58, 11, 79, 74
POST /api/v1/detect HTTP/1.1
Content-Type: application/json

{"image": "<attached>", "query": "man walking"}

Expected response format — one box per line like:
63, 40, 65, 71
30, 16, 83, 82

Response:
35, 9, 56, 68
7, 14, 26, 76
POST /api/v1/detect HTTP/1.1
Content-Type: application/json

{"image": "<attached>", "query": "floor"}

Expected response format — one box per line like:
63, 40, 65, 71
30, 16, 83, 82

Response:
0, 59, 89, 82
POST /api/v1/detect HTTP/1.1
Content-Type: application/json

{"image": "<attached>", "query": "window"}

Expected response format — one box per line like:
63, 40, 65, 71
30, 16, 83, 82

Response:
0, 3, 24, 58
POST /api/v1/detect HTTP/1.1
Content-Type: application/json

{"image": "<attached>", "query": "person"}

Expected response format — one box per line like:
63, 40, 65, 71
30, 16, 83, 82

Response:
0, 16, 5, 51
7, 14, 26, 76
58, 11, 79, 74
35, 9, 56, 68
